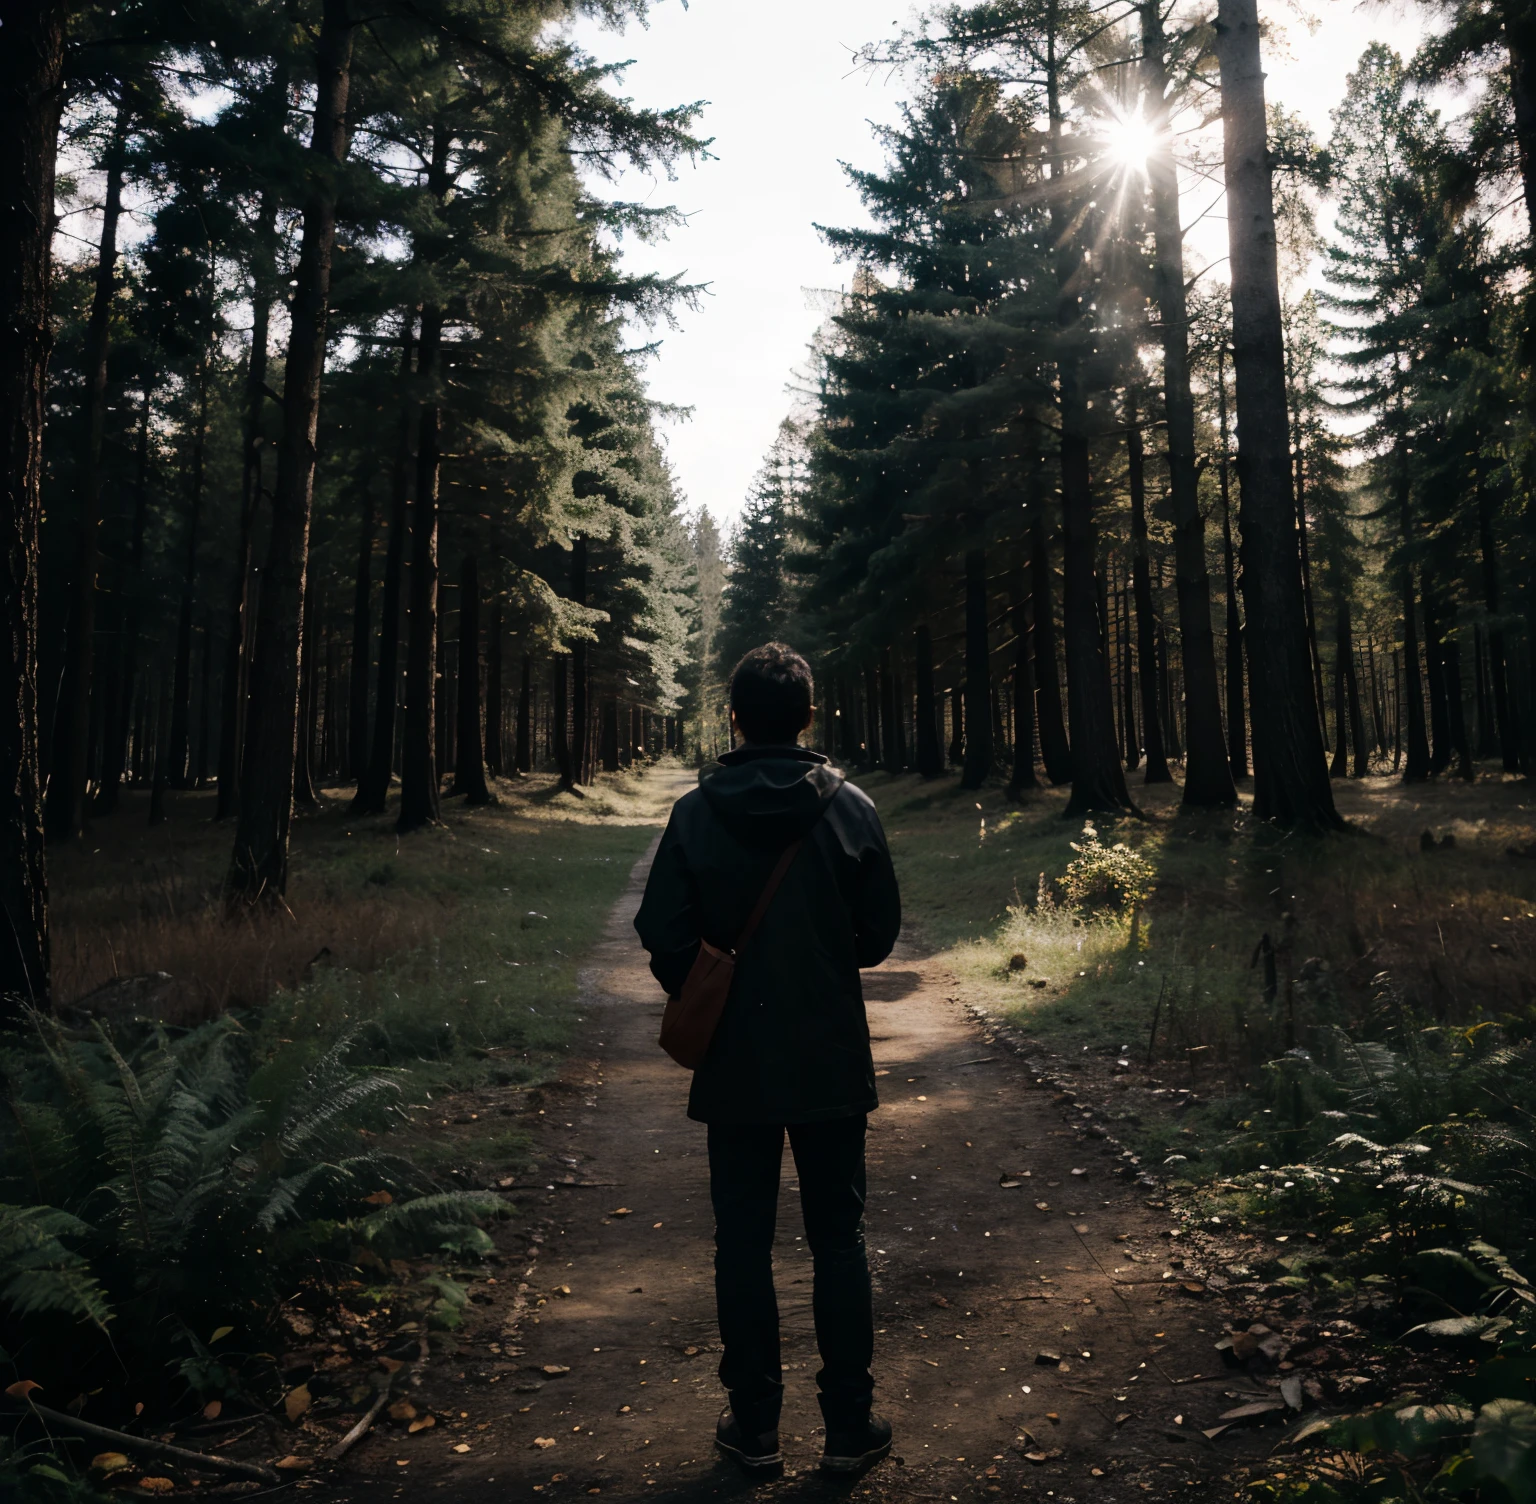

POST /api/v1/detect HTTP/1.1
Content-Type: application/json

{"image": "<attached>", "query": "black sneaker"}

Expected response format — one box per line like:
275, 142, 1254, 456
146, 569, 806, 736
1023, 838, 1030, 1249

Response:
714, 1407, 782, 1472
820, 1412, 893, 1474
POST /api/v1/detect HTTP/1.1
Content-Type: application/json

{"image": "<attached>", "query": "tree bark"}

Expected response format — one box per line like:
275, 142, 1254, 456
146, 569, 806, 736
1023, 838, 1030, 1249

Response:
515, 652, 532, 773
228, 0, 356, 897
880, 648, 902, 773
1331, 594, 1351, 777
484, 589, 503, 776
1045, 46, 1131, 814
914, 623, 943, 778
1029, 509, 1071, 783
1126, 399, 1171, 784
0, 0, 65, 1015
1422, 583, 1452, 776
168, 346, 210, 789
553, 656, 573, 787
294, 574, 319, 809
1142, 2, 1234, 806
354, 321, 415, 814
1401, 569, 1431, 781
1216, 347, 1247, 780
217, 192, 278, 820
46, 95, 129, 841
1007, 571, 1038, 795
1216, 0, 1340, 828
948, 680, 964, 767
451, 553, 492, 803
863, 661, 881, 769
1476, 477, 1519, 770
569, 536, 589, 787
398, 300, 445, 831
347, 486, 374, 785
962, 547, 993, 789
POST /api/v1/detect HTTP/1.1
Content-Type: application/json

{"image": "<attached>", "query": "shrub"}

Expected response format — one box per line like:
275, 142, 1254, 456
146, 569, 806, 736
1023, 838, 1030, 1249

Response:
1060, 822, 1155, 913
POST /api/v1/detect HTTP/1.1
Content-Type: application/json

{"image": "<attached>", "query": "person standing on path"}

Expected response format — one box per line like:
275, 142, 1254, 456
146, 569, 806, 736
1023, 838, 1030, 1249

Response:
634, 642, 901, 1477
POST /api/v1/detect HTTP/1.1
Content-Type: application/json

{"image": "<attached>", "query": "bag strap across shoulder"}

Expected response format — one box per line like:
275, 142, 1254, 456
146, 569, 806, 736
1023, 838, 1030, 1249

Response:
731, 838, 803, 956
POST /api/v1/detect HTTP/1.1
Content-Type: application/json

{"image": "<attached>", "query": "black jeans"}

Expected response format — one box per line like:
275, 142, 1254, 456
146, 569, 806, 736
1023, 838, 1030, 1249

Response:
707, 1115, 873, 1434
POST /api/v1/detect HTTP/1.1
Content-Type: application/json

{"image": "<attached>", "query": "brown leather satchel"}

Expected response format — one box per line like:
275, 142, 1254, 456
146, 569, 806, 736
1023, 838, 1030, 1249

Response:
658, 838, 805, 1070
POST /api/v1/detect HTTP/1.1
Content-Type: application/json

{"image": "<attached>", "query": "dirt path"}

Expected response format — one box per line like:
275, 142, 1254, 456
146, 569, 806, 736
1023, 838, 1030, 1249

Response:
332, 829, 1272, 1503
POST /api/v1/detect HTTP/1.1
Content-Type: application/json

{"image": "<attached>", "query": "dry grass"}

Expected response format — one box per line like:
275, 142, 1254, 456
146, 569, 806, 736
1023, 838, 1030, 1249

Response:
857, 763, 1536, 1091
50, 767, 683, 1025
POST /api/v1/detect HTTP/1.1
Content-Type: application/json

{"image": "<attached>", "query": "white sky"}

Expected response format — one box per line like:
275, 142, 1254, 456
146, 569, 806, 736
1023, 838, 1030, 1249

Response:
574, 0, 1422, 526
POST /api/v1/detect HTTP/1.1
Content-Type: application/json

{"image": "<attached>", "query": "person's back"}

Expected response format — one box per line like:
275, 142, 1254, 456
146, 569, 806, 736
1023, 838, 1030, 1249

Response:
634, 642, 900, 1477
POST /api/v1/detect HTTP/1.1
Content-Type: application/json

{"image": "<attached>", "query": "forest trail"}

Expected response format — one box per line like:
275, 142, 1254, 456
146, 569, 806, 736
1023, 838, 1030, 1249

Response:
332, 819, 1268, 1503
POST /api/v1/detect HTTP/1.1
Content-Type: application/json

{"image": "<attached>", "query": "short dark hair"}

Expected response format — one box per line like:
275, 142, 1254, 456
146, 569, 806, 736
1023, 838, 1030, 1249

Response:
730, 642, 814, 744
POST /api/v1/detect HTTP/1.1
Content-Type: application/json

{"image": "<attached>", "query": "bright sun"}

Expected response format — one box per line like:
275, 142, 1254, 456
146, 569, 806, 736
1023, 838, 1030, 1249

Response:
1101, 111, 1160, 171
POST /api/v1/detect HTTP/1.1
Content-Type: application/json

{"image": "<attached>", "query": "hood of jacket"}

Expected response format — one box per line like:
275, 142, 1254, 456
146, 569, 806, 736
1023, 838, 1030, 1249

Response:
698, 744, 845, 847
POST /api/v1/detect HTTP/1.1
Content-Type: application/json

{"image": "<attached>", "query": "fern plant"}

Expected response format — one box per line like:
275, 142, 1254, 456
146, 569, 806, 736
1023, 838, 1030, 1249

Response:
0, 1014, 502, 1409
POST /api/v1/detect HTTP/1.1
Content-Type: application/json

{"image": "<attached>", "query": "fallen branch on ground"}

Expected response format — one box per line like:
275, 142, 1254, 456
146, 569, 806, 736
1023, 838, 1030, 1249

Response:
4, 1401, 280, 1484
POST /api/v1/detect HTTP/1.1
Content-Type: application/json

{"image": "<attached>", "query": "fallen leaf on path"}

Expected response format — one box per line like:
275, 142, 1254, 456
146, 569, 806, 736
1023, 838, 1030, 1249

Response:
1280, 1376, 1304, 1411
542, 1365, 570, 1376
1071, 1168, 1087, 1176
202, 1401, 222, 1420
284, 1385, 312, 1423
609, 1208, 632, 1218
1000, 1181, 1021, 1189
1218, 1400, 1286, 1422
1024, 1452, 1049, 1464
1202, 1424, 1233, 1440
652, 1222, 663, 1229
378, 1357, 405, 1374
90, 1453, 131, 1474
1035, 1202, 1050, 1211
924, 1359, 939, 1367
553, 1285, 571, 1297
138, 1479, 174, 1493
388, 1400, 418, 1422
1181, 1283, 1207, 1296
1115, 1414, 1131, 1427
409, 1416, 436, 1433
453, 1443, 471, 1453
275, 1456, 311, 1471
931, 1295, 950, 1308
1035, 1352, 1063, 1367
5, 1381, 40, 1400
683, 1346, 699, 1356
210, 1326, 233, 1343
533, 1437, 557, 1449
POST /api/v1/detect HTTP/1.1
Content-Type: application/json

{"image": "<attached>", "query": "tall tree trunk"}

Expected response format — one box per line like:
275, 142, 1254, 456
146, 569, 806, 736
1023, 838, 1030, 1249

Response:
354, 321, 415, 814
1347, 625, 1369, 778
880, 648, 901, 773
1142, 2, 1234, 805
452, 553, 492, 804
347, 487, 374, 785
294, 575, 319, 809
1423, 582, 1452, 776
1007, 571, 1038, 795
863, 661, 881, 769
168, 351, 210, 789
914, 623, 943, 778
1331, 594, 1351, 777
1477, 475, 1519, 770
962, 547, 993, 789
216, 186, 279, 819
1293, 441, 1328, 747
46, 95, 129, 841
1443, 623, 1473, 781
1216, 348, 1247, 780
553, 656, 573, 787
0, 0, 65, 1014
1216, 0, 1340, 828
398, 300, 444, 831
1402, 570, 1431, 781
515, 652, 532, 773
601, 697, 619, 773
1045, 49, 1130, 814
569, 537, 589, 786
485, 589, 503, 776
1030, 509, 1071, 783
229, 0, 356, 897
97, 373, 154, 816
948, 680, 964, 767
1126, 398, 1171, 784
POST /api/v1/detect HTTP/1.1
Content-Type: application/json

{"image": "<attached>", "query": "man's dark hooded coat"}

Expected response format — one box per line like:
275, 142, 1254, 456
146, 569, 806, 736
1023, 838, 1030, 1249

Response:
634, 745, 901, 1124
